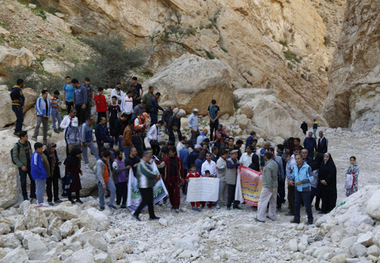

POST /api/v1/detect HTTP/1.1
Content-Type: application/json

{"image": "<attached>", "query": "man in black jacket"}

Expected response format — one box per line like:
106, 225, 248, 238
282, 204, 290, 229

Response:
168, 112, 183, 143
10, 79, 25, 137
161, 106, 173, 134
149, 92, 164, 125
317, 131, 328, 154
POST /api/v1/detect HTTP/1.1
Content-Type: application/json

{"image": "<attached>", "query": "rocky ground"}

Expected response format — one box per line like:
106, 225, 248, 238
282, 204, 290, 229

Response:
0, 127, 379, 262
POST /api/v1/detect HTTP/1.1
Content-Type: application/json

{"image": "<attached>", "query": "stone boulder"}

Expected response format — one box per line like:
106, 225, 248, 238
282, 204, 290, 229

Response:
42, 58, 66, 76
45, 13, 72, 34
0, 130, 22, 208
323, 1, 380, 131
0, 46, 35, 75
0, 247, 29, 263
366, 189, 380, 220
234, 88, 303, 138
0, 88, 38, 128
0, 26, 10, 37
143, 54, 234, 116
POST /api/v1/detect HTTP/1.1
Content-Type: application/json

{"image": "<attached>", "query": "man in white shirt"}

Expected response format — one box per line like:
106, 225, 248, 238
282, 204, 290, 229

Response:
188, 108, 199, 142
201, 152, 217, 176
176, 136, 187, 157
239, 145, 253, 167
121, 90, 133, 117
147, 120, 163, 156
110, 83, 125, 107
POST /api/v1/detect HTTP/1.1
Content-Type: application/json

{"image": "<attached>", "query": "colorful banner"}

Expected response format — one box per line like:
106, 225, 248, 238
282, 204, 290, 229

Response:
186, 177, 220, 202
127, 162, 168, 211
235, 166, 262, 206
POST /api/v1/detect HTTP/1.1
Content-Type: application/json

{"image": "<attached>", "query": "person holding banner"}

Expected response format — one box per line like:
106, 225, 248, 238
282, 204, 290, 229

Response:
256, 151, 278, 223
185, 164, 202, 211
133, 151, 161, 221
226, 149, 242, 210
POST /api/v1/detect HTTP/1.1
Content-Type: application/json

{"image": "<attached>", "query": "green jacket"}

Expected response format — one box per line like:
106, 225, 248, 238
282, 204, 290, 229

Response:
262, 159, 278, 189
13, 141, 32, 168
136, 160, 159, 188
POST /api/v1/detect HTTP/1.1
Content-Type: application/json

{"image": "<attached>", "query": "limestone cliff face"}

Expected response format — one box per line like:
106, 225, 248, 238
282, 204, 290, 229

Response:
37, 0, 346, 127
323, 0, 380, 131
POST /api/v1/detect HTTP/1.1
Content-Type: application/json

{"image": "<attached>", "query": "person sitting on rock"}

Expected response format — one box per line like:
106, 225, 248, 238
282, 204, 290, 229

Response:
95, 117, 114, 156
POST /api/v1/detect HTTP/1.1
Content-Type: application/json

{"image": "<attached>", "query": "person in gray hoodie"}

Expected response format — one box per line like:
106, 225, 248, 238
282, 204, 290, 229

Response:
96, 151, 116, 211
80, 118, 100, 166
256, 151, 278, 223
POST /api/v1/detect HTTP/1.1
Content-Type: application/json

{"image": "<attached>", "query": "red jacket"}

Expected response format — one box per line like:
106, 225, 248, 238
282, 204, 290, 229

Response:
163, 156, 184, 182
185, 171, 201, 182
94, 94, 107, 112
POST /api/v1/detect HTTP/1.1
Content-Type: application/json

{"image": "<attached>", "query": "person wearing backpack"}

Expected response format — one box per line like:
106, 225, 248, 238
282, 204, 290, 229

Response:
12, 131, 36, 201
112, 150, 128, 208
96, 150, 117, 211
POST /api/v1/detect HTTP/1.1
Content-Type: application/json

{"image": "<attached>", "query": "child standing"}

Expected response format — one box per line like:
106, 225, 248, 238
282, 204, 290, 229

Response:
51, 90, 63, 133
112, 150, 128, 208
94, 87, 108, 123
345, 156, 359, 197
31, 142, 49, 207
108, 96, 121, 139
185, 164, 202, 211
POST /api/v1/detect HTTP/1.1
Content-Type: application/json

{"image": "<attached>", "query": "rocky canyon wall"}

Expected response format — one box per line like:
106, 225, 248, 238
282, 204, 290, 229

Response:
33, 0, 348, 135
324, 0, 380, 131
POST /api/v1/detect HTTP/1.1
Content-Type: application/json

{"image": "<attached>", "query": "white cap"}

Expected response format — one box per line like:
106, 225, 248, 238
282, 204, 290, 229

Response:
193, 108, 199, 112
194, 144, 201, 149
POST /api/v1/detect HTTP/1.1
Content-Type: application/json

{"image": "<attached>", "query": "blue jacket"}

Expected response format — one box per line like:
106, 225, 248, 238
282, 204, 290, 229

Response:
95, 123, 110, 142
291, 162, 311, 192
80, 122, 93, 143
179, 147, 189, 170
35, 97, 51, 116
73, 86, 87, 106
31, 152, 48, 180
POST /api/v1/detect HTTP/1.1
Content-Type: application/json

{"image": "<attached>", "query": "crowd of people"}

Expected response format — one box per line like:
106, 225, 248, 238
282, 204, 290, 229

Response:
10, 77, 359, 223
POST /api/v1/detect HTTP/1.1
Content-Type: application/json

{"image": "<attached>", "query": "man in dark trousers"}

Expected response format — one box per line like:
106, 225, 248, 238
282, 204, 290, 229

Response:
207, 99, 220, 141
10, 79, 25, 137
300, 121, 308, 135
72, 78, 87, 125
317, 131, 328, 154
12, 131, 36, 201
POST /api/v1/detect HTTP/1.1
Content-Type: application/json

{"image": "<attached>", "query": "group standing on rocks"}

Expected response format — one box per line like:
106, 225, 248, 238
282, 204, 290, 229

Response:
9, 76, 360, 223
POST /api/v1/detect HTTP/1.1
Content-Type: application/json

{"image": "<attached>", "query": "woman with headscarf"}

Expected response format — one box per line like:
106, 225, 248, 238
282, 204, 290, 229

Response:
64, 148, 83, 204
318, 152, 337, 214
345, 156, 359, 197
43, 143, 62, 205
